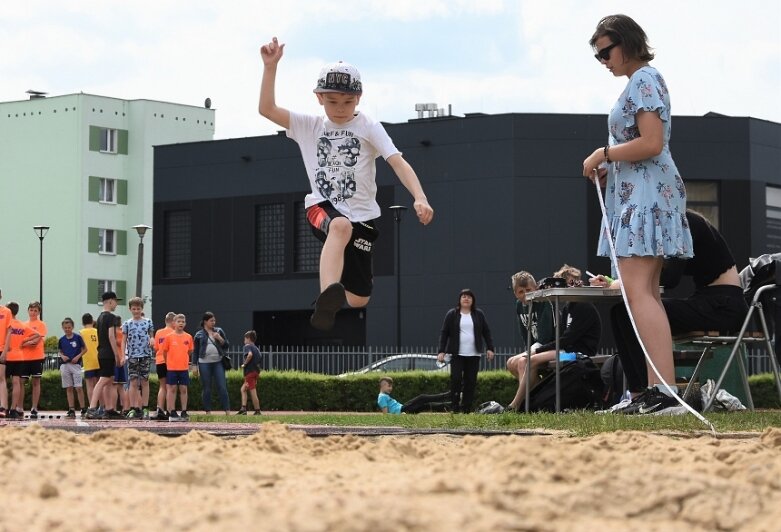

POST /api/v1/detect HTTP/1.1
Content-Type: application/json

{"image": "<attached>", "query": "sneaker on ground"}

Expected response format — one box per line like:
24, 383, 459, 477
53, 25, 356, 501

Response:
29, 409, 38, 419
310, 282, 346, 331
142, 408, 150, 420
180, 411, 189, 420
8, 409, 21, 420
84, 408, 103, 420
0, 407, 6, 418
105, 409, 125, 420
616, 388, 681, 415
236, 408, 247, 415
80, 408, 87, 416
155, 410, 169, 421
126, 408, 138, 419
253, 410, 262, 416
66, 409, 76, 418
168, 411, 181, 422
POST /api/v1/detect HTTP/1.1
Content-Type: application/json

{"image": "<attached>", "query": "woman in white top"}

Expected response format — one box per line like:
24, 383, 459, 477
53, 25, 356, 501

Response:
437, 289, 495, 413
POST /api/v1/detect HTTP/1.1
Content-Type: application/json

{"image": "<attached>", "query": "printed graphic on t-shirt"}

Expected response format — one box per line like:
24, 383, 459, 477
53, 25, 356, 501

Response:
314, 130, 360, 205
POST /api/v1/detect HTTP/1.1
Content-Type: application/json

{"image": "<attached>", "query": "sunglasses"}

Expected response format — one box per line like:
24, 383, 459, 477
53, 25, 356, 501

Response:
594, 41, 620, 62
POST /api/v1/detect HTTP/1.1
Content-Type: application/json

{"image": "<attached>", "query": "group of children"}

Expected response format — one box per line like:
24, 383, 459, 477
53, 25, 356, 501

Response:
0, 290, 264, 420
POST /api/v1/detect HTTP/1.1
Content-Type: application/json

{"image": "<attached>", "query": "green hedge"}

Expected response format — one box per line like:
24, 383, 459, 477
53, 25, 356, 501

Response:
8, 370, 781, 412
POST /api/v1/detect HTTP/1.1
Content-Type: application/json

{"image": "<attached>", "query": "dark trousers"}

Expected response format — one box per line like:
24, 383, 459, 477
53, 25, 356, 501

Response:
612, 285, 748, 392
402, 391, 451, 414
449, 355, 481, 413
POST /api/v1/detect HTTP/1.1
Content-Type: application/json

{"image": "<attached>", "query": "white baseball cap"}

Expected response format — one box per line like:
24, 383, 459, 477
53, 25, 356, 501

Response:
313, 61, 363, 94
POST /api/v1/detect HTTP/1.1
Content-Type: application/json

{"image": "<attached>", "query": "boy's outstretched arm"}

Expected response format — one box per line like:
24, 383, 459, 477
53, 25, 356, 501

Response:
258, 36, 290, 129
387, 154, 434, 225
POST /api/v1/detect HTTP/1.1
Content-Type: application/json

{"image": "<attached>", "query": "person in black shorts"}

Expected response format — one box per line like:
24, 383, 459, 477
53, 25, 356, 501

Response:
85, 292, 124, 419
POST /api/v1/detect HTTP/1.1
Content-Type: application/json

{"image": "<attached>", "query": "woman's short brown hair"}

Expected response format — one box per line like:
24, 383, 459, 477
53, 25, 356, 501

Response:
589, 14, 654, 63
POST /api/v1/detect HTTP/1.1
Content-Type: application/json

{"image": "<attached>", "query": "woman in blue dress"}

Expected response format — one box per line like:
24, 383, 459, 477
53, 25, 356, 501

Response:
582, 14, 693, 414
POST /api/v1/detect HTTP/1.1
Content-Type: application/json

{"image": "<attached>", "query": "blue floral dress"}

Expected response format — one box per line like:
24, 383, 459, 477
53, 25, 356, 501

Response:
597, 66, 693, 261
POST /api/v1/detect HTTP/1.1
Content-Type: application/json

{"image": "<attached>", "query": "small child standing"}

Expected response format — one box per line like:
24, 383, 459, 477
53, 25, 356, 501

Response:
237, 330, 262, 415
58, 317, 86, 417
160, 314, 193, 421
259, 36, 434, 331
122, 297, 155, 419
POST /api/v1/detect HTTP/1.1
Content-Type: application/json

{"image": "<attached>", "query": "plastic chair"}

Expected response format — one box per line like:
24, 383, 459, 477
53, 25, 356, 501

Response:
674, 283, 781, 411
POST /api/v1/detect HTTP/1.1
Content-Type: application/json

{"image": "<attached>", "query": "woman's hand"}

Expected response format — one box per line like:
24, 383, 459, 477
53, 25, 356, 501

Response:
486, 350, 495, 362
583, 148, 608, 184
437, 352, 445, 363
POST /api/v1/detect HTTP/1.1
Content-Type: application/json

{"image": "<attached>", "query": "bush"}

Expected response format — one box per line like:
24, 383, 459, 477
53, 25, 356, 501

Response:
8, 370, 779, 412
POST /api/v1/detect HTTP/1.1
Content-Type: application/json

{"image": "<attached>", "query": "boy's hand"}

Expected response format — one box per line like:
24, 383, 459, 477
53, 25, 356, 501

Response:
260, 37, 284, 66
413, 198, 434, 225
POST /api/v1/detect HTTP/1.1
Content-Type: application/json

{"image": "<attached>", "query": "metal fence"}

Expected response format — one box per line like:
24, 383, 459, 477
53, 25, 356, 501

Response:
42, 344, 779, 377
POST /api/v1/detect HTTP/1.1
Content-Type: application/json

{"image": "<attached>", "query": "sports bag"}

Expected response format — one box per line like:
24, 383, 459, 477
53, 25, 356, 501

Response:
527, 357, 604, 412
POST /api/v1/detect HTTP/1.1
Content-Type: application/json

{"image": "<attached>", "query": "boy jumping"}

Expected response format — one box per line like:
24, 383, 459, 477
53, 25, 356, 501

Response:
259, 36, 433, 331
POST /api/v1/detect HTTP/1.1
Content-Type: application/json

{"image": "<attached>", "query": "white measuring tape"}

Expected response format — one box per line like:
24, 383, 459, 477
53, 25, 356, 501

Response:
593, 169, 715, 433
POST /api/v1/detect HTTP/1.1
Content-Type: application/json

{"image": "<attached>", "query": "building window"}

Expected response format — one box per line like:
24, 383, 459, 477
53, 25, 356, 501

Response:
766, 186, 781, 253
99, 178, 116, 203
255, 204, 285, 274
294, 201, 321, 273
98, 229, 116, 254
100, 128, 118, 153
97, 280, 117, 299
163, 210, 191, 278
686, 181, 720, 229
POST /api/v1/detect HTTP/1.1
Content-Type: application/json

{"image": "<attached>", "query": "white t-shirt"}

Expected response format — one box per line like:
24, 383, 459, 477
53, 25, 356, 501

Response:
458, 312, 479, 357
286, 111, 400, 222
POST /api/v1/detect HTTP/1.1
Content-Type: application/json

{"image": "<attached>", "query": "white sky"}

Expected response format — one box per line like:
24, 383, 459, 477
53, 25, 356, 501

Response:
2, 0, 779, 139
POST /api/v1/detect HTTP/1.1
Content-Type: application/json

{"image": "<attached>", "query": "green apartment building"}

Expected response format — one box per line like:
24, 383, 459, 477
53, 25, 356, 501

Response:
0, 93, 214, 328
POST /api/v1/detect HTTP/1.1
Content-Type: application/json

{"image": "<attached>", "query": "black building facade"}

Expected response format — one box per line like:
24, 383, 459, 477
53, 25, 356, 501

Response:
153, 112, 781, 348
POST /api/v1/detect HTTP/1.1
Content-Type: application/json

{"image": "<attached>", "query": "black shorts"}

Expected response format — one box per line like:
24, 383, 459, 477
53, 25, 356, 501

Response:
6, 361, 26, 377
22, 361, 43, 378
306, 201, 379, 297
98, 357, 116, 378
156, 363, 167, 380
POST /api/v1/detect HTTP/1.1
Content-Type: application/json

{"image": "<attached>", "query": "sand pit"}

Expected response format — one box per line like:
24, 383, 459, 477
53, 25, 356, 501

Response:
1, 423, 780, 531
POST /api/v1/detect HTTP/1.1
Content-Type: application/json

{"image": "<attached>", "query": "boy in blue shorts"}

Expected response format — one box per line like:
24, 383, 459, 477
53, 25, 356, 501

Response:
122, 297, 154, 419
259, 36, 434, 331
160, 314, 193, 421
58, 317, 86, 418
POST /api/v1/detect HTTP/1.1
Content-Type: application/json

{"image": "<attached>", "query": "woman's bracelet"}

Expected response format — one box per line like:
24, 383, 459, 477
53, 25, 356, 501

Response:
603, 145, 612, 163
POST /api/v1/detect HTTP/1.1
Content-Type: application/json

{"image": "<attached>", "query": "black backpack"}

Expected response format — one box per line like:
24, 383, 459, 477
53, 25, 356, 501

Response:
527, 357, 604, 412
600, 354, 625, 406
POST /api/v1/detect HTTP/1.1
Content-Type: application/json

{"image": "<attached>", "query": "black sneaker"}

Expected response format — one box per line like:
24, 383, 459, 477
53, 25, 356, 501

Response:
155, 410, 169, 421
8, 409, 21, 420
29, 409, 38, 419
180, 411, 189, 421
168, 411, 182, 422
84, 408, 104, 420
617, 388, 680, 415
105, 409, 125, 420
310, 283, 346, 331
253, 410, 262, 416
80, 408, 87, 416
66, 409, 76, 418
236, 407, 247, 415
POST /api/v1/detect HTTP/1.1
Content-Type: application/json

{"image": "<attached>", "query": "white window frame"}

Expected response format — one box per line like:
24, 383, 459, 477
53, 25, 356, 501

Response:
98, 229, 116, 255
97, 280, 117, 303
99, 178, 117, 204
100, 128, 118, 154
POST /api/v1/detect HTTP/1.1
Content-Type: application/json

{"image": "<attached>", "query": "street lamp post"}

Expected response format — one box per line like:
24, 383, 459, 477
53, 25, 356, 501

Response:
32, 226, 50, 318
132, 224, 151, 298
388, 206, 408, 352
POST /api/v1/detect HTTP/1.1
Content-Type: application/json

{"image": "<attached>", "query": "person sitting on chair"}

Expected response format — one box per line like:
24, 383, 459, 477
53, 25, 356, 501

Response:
507, 265, 602, 411
592, 210, 747, 412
